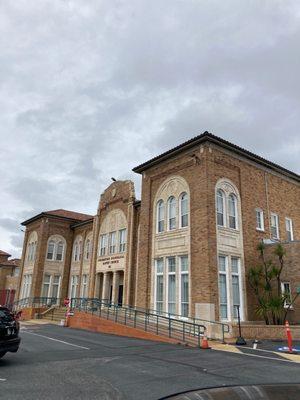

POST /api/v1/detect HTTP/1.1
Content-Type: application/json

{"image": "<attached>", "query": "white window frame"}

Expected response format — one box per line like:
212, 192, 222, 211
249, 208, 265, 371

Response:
55, 241, 64, 262
99, 234, 107, 256
228, 193, 238, 230
69, 275, 79, 298
81, 274, 89, 298
216, 189, 225, 227
47, 240, 55, 261
41, 274, 52, 298
281, 282, 293, 309
157, 200, 165, 233
154, 258, 164, 314
270, 213, 279, 240
285, 218, 294, 241
51, 275, 61, 301
109, 231, 116, 254
179, 255, 189, 318
255, 208, 264, 231
179, 192, 189, 228
166, 257, 176, 315
85, 239, 91, 260
118, 229, 127, 253
168, 196, 176, 231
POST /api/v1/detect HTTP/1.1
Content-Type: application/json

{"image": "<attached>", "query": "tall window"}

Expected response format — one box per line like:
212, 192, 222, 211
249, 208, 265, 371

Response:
70, 275, 79, 298
281, 282, 292, 308
271, 213, 279, 240
168, 197, 176, 230
21, 274, 32, 299
99, 234, 107, 256
81, 274, 89, 298
56, 242, 64, 261
256, 209, 264, 231
52, 275, 60, 299
228, 194, 237, 229
74, 243, 79, 261
157, 200, 164, 233
216, 190, 225, 226
231, 258, 241, 318
167, 257, 176, 315
180, 256, 189, 317
155, 259, 164, 313
42, 274, 51, 298
27, 242, 37, 262
109, 231, 116, 254
85, 239, 91, 260
285, 218, 294, 241
78, 241, 82, 261
118, 229, 127, 253
180, 193, 188, 228
47, 241, 55, 260
218, 256, 228, 319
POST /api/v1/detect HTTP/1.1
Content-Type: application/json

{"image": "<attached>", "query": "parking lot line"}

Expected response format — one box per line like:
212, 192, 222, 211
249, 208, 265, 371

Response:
23, 331, 90, 350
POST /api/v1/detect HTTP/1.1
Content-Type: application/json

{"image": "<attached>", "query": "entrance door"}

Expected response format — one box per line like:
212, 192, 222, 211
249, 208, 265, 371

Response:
118, 285, 123, 306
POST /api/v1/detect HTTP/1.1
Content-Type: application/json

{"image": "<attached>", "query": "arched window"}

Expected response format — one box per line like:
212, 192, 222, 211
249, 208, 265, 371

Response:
180, 192, 188, 228
74, 243, 79, 261
216, 189, 225, 226
47, 241, 55, 260
79, 241, 82, 260
85, 239, 91, 260
56, 241, 64, 261
228, 194, 237, 229
168, 196, 176, 230
157, 200, 164, 233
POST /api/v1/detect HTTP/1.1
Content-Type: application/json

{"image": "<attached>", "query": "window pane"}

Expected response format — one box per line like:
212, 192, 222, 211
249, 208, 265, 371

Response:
217, 190, 224, 226
157, 201, 164, 233
47, 242, 55, 260
181, 273, 189, 317
232, 275, 240, 318
168, 197, 176, 230
56, 242, 64, 261
181, 193, 188, 227
156, 259, 164, 274
119, 229, 127, 252
168, 274, 176, 314
231, 257, 239, 273
180, 256, 188, 272
218, 256, 226, 272
109, 232, 116, 254
219, 273, 227, 319
228, 194, 237, 229
168, 257, 176, 272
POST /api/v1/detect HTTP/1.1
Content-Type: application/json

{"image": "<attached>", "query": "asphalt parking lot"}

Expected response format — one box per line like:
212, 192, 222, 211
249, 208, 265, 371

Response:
0, 322, 299, 400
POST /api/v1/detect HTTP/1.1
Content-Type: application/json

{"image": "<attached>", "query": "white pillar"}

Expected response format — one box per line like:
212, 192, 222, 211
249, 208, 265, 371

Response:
102, 272, 109, 300
112, 271, 119, 305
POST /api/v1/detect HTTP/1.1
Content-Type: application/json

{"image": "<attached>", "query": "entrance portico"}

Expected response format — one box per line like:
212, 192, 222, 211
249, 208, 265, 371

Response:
95, 270, 124, 305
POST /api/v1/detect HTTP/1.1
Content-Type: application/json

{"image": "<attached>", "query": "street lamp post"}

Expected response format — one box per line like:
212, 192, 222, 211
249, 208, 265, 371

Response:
235, 305, 247, 346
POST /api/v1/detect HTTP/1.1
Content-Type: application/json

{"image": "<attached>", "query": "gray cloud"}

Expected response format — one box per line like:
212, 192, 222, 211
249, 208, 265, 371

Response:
1, 0, 300, 257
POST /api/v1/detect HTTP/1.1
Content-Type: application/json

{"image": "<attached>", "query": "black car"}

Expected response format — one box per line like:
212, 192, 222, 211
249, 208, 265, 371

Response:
0, 307, 21, 359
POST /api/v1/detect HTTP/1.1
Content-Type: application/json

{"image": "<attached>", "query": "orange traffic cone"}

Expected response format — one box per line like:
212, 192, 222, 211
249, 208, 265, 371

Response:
201, 334, 211, 349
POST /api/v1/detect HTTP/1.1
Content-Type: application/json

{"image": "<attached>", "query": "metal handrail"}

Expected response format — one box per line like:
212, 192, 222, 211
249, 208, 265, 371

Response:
70, 297, 206, 347
96, 300, 230, 342
10, 297, 62, 311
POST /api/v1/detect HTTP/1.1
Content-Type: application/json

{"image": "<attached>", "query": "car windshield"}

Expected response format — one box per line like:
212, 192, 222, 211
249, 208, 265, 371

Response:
0, 308, 13, 322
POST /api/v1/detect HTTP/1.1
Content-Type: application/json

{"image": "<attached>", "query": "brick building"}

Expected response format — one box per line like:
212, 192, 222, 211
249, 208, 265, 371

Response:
16, 132, 300, 324
0, 250, 20, 305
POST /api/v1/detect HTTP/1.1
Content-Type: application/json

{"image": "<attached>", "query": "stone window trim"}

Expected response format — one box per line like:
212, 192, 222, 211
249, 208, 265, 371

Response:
215, 180, 241, 232
84, 238, 93, 260
73, 236, 83, 262
285, 217, 294, 242
46, 236, 66, 262
255, 208, 265, 232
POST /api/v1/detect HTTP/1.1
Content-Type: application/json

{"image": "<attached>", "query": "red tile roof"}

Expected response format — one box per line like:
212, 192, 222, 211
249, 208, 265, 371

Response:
0, 258, 20, 267
45, 209, 93, 221
0, 250, 11, 257
22, 209, 93, 226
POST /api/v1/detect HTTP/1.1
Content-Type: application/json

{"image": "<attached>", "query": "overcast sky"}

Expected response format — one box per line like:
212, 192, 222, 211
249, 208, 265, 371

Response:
1, 1, 300, 257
